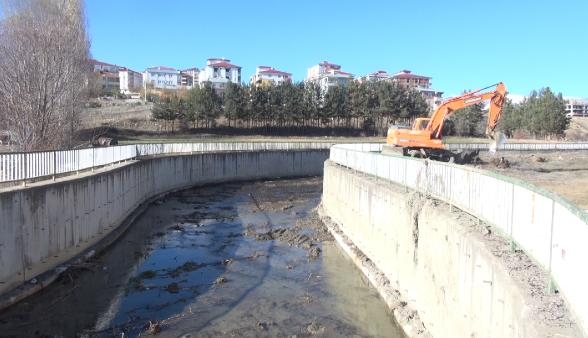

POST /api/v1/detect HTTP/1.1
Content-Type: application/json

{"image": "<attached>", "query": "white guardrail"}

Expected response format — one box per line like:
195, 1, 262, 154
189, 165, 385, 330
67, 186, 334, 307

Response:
0, 142, 332, 184
330, 143, 588, 333
445, 142, 588, 151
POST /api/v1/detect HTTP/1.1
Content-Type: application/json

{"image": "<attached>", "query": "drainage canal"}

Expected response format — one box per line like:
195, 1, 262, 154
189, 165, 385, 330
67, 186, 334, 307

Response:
0, 177, 403, 337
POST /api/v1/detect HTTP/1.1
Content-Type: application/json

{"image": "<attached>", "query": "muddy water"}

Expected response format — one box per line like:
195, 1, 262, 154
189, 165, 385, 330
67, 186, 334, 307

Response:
0, 177, 403, 337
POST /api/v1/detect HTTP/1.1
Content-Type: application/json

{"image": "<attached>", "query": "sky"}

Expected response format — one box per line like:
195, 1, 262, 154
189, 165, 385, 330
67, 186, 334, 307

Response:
86, 0, 588, 98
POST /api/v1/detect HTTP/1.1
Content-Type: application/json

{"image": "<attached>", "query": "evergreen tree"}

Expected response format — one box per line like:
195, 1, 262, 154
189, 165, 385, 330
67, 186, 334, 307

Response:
223, 82, 245, 127
448, 103, 484, 136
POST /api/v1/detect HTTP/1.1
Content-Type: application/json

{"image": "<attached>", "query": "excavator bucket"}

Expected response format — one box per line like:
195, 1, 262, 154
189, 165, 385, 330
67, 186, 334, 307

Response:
489, 131, 505, 153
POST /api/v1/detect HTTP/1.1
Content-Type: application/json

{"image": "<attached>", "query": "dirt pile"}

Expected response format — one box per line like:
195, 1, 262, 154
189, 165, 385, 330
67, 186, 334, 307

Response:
248, 212, 333, 260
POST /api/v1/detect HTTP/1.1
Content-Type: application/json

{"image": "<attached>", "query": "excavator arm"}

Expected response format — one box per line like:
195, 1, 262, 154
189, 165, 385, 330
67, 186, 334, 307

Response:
427, 82, 508, 139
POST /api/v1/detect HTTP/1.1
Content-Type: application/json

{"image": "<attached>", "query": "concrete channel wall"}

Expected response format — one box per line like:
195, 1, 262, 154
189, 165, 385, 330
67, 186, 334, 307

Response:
0, 149, 329, 302
323, 144, 588, 337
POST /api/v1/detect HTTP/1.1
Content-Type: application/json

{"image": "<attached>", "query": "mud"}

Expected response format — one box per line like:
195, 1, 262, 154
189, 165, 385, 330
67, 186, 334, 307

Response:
0, 177, 403, 337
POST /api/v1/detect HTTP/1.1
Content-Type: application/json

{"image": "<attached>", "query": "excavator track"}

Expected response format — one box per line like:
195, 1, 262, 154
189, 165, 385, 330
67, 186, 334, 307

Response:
381, 144, 480, 164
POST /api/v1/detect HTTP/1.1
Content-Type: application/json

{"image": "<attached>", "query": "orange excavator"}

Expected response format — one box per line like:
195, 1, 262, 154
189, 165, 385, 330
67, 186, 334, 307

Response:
385, 82, 508, 162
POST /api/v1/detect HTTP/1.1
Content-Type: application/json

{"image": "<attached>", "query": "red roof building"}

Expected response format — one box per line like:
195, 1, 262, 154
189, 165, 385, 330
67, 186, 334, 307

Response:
199, 58, 242, 94
251, 66, 292, 86
391, 70, 431, 88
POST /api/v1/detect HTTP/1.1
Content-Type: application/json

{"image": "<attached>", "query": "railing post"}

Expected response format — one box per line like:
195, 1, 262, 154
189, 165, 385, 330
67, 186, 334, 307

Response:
52, 151, 56, 181
547, 199, 557, 294
22, 153, 27, 186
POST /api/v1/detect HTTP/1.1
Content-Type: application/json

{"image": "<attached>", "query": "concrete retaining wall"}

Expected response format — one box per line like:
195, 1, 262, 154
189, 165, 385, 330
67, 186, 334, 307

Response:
329, 143, 588, 337
0, 150, 328, 299
322, 162, 579, 337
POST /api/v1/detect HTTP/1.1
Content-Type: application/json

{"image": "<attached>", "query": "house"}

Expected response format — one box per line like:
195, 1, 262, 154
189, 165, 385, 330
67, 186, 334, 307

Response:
119, 68, 143, 94
305, 61, 354, 94
198, 58, 242, 94
251, 66, 292, 87
144, 66, 180, 90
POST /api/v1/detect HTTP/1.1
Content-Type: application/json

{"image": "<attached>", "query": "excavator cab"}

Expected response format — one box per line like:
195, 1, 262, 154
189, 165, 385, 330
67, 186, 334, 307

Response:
412, 118, 430, 131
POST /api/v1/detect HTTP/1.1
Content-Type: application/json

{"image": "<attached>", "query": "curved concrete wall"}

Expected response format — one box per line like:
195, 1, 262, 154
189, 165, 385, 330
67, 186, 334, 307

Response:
322, 162, 583, 337
324, 144, 587, 337
0, 150, 328, 300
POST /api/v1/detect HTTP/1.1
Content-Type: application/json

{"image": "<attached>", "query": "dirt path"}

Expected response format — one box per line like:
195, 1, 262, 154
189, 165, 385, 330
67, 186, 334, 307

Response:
475, 150, 588, 209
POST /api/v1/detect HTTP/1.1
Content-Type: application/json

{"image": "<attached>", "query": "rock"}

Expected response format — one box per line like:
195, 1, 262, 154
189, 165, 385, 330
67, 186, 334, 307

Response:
308, 246, 322, 259
166, 282, 180, 293
214, 276, 227, 285
307, 322, 324, 335
148, 320, 161, 334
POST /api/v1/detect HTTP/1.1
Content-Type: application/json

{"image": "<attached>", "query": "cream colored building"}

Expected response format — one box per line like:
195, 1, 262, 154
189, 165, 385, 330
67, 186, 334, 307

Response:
305, 61, 353, 94
251, 66, 292, 86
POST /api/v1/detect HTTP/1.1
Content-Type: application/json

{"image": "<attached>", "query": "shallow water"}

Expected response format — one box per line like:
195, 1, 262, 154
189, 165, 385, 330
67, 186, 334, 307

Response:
0, 177, 403, 337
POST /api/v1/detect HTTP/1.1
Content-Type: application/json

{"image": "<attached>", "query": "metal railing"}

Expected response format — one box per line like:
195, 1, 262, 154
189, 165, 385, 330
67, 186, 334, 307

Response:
445, 142, 588, 151
0, 145, 137, 183
0, 142, 333, 184
134, 142, 332, 156
329, 143, 588, 334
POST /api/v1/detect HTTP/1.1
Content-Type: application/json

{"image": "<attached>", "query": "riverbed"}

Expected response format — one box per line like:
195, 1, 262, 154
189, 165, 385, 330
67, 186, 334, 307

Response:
0, 177, 403, 337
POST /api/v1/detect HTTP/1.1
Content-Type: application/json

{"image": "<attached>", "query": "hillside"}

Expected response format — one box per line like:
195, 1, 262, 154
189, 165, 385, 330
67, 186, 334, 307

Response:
566, 117, 588, 141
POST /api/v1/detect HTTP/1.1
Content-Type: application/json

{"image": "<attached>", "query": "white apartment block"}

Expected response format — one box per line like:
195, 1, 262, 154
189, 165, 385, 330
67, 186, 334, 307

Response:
305, 61, 353, 94
198, 58, 242, 93
566, 99, 588, 117
180, 68, 200, 89
357, 70, 393, 83
251, 66, 292, 86
144, 66, 180, 90
119, 68, 143, 94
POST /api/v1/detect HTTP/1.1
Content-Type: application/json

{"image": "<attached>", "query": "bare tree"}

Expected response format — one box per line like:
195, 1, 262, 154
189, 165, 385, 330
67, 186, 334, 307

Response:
0, 0, 90, 151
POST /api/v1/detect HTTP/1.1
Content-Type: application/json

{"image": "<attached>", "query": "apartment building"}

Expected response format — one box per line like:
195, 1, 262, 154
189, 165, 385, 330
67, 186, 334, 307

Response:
392, 70, 443, 109
251, 66, 292, 86
90, 59, 120, 73
198, 58, 242, 94
90, 59, 121, 93
180, 68, 200, 89
119, 68, 143, 94
391, 70, 432, 88
144, 66, 180, 90
305, 61, 353, 94
357, 70, 394, 83
566, 99, 588, 117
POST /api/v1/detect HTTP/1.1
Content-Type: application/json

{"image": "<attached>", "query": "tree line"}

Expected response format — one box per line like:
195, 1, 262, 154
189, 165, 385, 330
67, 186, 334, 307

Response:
500, 87, 569, 139
150, 81, 430, 135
